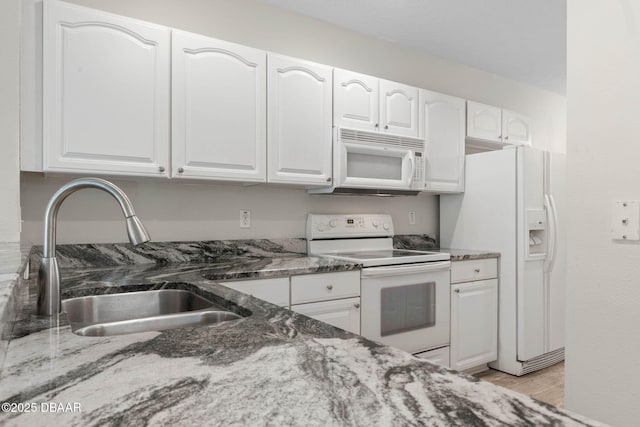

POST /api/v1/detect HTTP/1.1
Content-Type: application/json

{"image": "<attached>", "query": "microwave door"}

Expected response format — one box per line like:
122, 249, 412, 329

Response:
340, 142, 415, 190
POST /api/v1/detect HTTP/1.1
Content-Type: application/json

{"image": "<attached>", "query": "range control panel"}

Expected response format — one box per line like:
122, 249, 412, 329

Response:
306, 214, 394, 240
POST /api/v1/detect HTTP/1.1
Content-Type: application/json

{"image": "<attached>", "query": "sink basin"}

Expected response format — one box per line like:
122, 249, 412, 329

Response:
62, 289, 243, 337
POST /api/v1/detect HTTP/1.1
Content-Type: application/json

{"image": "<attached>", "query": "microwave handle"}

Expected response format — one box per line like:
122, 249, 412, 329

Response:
405, 153, 416, 186
361, 261, 451, 278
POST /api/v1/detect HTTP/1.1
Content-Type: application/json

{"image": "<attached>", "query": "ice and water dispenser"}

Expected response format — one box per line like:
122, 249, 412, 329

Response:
527, 209, 546, 258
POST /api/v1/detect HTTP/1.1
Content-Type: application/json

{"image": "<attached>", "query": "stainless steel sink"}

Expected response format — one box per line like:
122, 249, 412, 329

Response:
62, 289, 242, 337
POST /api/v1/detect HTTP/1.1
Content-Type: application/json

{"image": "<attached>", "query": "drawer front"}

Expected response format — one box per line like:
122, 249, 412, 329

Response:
291, 297, 360, 335
414, 346, 450, 368
451, 258, 497, 284
291, 271, 360, 305
222, 277, 290, 307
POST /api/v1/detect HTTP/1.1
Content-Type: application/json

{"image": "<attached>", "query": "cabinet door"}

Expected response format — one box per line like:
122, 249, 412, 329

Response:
267, 54, 333, 186
450, 279, 498, 371
333, 68, 379, 132
466, 101, 503, 143
223, 277, 289, 307
502, 109, 532, 146
379, 79, 419, 138
291, 297, 360, 335
414, 346, 450, 368
171, 31, 266, 182
420, 90, 465, 193
43, 1, 170, 176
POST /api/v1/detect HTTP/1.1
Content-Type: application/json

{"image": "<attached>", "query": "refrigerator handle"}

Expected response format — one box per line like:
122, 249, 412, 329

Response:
549, 194, 559, 272
544, 194, 558, 272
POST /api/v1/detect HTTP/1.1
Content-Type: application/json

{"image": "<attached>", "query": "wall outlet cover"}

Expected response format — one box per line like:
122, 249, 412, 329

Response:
611, 200, 640, 240
240, 210, 251, 228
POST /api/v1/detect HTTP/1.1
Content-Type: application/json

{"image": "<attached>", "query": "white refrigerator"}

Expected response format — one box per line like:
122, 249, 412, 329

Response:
440, 146, 566, 376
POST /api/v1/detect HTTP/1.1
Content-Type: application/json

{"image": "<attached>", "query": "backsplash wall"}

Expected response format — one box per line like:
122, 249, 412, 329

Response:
20, 173, 438, 245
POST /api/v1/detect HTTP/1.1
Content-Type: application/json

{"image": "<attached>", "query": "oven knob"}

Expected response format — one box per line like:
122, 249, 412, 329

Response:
329, 219, 337, 228
383, 223, 390, 231
372, 221, 379, 228
317, 224, 328, 232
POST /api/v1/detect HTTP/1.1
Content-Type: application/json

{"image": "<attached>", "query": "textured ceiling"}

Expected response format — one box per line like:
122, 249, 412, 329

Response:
256, 0, 566, 94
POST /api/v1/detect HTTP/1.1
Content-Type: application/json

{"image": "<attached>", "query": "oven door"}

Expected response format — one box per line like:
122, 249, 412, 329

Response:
360, 261, 451, 354
336, 141, 415, 190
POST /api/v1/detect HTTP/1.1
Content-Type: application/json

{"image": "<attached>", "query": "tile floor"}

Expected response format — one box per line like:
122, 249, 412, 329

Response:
474, 362, 565, 407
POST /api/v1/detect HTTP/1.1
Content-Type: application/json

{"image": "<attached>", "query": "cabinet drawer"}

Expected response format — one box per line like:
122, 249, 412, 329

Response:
222, 277, 290, 307
291, 297, 360, 335
451, 258, 497, 283
414, 346, 450, 368
291, 271, 360, 305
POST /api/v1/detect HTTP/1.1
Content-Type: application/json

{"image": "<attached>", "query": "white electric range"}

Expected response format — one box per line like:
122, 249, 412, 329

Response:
306, 214, 451, 355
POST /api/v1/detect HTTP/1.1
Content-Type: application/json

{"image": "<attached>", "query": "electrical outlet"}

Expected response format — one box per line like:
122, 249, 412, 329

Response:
240, 210, 251, 228
409, 211, 416, 225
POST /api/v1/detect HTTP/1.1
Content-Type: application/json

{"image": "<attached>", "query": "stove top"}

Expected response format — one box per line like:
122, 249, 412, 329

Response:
322, 249, 450, 267
306, 214, 450, 267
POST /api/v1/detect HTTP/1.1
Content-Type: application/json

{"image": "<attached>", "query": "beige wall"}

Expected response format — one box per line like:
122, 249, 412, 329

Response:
565, 1, 640, 425
20, 0, 566, 244
0, 0, 22, 243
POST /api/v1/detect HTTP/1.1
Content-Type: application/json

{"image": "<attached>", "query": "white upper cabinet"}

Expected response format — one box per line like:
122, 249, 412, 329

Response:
502, 109, 532, 146
379, 79, 419, 138
334, 69, 419, 138
171, 30, 266, 182
420, 90, 465, 193
43, 0, 170, 176
466, 101, 502, 143
267, 54, 333, 186
467, 101, 532, 147
333, 69, 379, 132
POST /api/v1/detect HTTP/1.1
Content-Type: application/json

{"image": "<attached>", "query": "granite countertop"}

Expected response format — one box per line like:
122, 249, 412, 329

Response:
393, 235, 500, 261
0, 240, 599, 426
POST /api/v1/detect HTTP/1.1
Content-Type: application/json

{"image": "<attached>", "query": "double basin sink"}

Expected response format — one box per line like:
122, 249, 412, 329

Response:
62, 288, 244, 337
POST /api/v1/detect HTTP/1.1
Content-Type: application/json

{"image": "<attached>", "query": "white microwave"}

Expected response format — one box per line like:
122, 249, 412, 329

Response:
309, 127, 425, 195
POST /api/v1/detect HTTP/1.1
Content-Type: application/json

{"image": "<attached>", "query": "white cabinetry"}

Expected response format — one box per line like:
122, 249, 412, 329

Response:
171, 30, 266, 182
415, 346, 450, 368
466, 101, 531, 147
333, 69, 379, 132
334, 69, 419, 138
502, 109, 532, 146
419, 90, 465, 193
267, 54, 333, 186
290, 270, 360, 334
291, 297, 360, 335
450, 259, 498, 371
379, 79, 419, 137
221, 270, 361, 335
43, 0, 170, 176
223, 277, 289, 307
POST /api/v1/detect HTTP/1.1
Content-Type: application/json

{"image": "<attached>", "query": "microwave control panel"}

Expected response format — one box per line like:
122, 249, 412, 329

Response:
306, 214, 394, 239
412, 152, 425, 189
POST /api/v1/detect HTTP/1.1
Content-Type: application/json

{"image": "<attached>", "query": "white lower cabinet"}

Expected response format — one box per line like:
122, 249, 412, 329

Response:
291, 297, 361, 335
222, 277, 289, 307
414, 346, 450, 368
450, 278, 498, 371
221, 271, 361, 335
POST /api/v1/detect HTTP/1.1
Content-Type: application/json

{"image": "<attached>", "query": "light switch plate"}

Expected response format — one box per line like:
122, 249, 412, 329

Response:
611, 200, 640, 240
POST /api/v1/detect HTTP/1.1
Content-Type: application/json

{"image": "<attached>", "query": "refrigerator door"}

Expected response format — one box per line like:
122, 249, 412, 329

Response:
547, 152, 566, 352
517, 147, 547, 361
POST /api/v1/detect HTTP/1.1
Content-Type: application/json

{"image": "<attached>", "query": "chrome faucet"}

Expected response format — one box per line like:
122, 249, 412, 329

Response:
37, 178, 151, 316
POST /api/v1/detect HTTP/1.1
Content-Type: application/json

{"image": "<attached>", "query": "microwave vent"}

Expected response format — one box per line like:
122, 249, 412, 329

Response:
339, 128, 425, 151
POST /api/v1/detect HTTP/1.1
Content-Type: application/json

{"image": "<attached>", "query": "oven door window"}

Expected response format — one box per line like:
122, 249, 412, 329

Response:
380, 282, 435, 336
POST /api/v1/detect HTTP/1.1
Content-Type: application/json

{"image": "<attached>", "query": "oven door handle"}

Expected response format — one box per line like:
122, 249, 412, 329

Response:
361, 261, 451, 277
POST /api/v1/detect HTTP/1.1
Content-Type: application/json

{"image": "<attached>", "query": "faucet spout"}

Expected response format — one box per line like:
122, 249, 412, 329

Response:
37, 178, 150, 316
